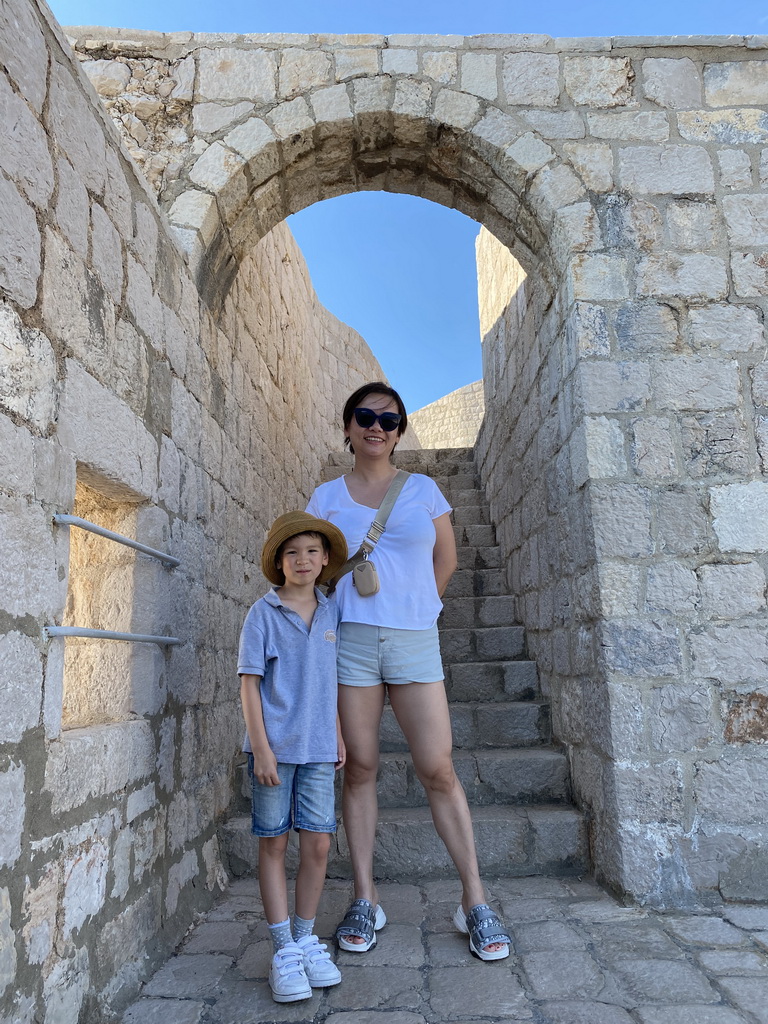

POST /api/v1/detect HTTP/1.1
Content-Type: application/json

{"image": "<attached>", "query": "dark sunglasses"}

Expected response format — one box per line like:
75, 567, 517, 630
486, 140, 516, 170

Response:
353, 407, 403, 432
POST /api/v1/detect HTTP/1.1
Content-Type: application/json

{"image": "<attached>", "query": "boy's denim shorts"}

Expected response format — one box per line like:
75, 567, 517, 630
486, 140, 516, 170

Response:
337, 622, 444, 687
247, 757, 336, 837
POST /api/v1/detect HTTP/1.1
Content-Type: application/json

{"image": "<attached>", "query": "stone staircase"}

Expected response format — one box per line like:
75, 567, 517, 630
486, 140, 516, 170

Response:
221, 447, 589, 880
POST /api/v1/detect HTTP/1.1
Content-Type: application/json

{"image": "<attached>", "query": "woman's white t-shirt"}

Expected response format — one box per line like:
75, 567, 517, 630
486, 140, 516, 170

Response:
306, 473, 451, 630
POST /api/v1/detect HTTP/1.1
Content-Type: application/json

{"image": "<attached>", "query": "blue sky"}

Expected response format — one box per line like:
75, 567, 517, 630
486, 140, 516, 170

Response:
50, 0, 766, 411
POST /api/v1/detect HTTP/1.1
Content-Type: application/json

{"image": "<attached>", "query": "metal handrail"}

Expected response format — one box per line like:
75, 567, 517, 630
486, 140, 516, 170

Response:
53, 514, 180, 568
44, 626, 182, 646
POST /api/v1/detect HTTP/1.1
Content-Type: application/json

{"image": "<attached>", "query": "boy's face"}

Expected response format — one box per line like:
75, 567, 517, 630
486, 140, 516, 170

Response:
277, 532, 329, 588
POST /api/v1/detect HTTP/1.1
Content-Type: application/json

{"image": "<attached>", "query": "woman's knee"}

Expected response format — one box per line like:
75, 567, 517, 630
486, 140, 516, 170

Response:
415, 757, 459, 796
343, 750, 380, 787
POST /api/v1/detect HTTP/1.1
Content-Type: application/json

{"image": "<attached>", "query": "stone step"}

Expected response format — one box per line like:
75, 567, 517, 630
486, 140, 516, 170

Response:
456, 544, 502, 570
455, 524, 497, 547
451, 504, 490, 526
221, 804, 590, 880
377, 748, 571, 808
380, 701, 550, 751
444, 660, 540, 702
440, 625, 526, 663
440, 595, 514, 628
443, 568, 506, 597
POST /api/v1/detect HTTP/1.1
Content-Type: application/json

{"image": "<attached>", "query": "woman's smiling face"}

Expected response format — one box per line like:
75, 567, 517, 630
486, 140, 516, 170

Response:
344, 391, 401, 460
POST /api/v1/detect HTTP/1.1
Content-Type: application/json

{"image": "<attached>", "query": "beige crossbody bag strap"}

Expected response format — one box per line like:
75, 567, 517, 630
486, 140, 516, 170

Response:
325, 470, 409, 594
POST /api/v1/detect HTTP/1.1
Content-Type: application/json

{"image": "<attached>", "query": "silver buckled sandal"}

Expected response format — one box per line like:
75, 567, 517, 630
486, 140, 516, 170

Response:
336, 898, 387, 952
454, 903, 511, 961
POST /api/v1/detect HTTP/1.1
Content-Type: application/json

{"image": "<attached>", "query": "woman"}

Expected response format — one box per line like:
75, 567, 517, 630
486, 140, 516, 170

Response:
306, 382, 510, 961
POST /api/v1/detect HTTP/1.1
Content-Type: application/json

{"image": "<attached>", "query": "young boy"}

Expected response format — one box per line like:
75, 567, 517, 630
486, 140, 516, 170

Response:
238, 511, 348, 1003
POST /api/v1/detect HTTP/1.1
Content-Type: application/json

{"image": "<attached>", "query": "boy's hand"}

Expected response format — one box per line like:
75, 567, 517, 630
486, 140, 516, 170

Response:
252, 748, 281, 786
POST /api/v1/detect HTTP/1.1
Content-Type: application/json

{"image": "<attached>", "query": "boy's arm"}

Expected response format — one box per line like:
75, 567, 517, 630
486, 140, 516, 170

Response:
240, 674, 281, 787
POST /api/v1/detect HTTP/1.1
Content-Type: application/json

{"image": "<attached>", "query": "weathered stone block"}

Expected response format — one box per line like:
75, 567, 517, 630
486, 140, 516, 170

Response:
630, 416, 677, 479
197, 47, 276, 103
0, 0, 48, 114
0, 301, 57, 431
695, 757, 768, 823
619, 145, 714, 195
568, 302, 610, 358
522, 111, 585, 139
0, 631, 42, 743
0, 887, 15, 998
718, 149, 752, 190
724, 194, 768, 247
278, 48, 332, 97
192, 100, 253, 136
81, 58, 131, 97
732, 252, 768, 296
91, 203, 123, 303
598, 562, 642, 617
336, 47, 379, 81
646, 563, 698, 615
711, 481, 768, 552
642, 57, 702, 109
422, 49, 457, 85
433, 88, 480, 129
705, 60, 768, 107
615, 301, 678, 354
582, 416, 626, 478
503, 52, 560, 106
47, 58, 107, 197
665, 200, 719, 251
461, 52, 497, 100
601, 620, 682, 678
570, 254, 629, 301
55, 156, 89, 257
0, 762, 24, 868
679, 108, 768, 145
0, 71, 54, 208
507, 132, 554, 173
0, 494, 58, 618
44, 720, 156, 813
587, 111, 669, 141
650, 683, 714, 753
578, 360, 651, 414
699, 562, 766, 619
591, 483, 653, 558
613, 758, 686, 819
382, 48, 418, 75
689, 303, 763, 353
692, 624, 768, 682
0, 170, 40, 308
681, 411, 750, 479
653, 355, 739, 411
564, 56, 633, 107
563, 142, 613, 192
657, 489, 711, 556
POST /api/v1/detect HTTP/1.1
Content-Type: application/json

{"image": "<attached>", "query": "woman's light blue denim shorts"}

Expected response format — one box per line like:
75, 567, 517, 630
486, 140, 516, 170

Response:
337, 622, 444, 687
247, 758, 336, 837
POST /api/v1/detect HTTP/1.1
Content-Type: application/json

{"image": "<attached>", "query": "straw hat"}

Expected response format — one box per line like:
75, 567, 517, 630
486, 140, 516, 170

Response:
261, 511, 348, 586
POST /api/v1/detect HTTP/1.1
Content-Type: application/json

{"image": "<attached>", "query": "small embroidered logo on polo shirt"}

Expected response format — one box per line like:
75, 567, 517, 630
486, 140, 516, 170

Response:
324, 630, 337, 643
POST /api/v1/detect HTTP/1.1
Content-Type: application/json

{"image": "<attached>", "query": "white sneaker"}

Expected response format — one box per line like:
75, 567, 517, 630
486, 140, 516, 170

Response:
296, 934, 342, 987
269, 943, 312, 1002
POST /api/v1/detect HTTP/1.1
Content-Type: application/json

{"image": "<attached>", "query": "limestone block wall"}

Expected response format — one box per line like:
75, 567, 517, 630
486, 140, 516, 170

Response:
0, 3, 389, 1021
475, 31, 768, 905
410, 380, 485, 448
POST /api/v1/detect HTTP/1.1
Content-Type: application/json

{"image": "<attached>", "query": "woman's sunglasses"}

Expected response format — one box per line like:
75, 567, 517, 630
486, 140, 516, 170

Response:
353, 407, 403, 432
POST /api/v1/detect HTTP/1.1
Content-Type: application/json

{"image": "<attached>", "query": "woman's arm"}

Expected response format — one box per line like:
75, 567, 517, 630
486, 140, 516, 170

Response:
433, 511, 458, 598
240, 674, 281, 786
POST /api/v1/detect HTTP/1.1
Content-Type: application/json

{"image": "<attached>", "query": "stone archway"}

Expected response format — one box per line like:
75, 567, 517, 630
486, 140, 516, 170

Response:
58, 27, 768, 903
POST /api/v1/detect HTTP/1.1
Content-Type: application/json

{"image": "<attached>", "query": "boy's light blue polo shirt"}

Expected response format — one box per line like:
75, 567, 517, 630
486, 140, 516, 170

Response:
237, 587, 339, 764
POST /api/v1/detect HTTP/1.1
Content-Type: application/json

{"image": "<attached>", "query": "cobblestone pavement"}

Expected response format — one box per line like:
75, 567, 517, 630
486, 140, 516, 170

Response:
121, 875, 768, 1024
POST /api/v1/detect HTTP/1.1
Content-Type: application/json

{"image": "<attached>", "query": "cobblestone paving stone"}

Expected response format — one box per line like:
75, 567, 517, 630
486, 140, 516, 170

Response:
121, 876, 768, 1023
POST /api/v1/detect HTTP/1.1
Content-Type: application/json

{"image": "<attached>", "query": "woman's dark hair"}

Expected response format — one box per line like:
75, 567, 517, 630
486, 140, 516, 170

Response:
342, 382, 408, 454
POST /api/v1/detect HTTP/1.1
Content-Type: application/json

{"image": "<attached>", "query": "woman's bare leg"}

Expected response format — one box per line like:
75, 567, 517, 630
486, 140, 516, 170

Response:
337, 683, 386, 941
388, 680, 505, 953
